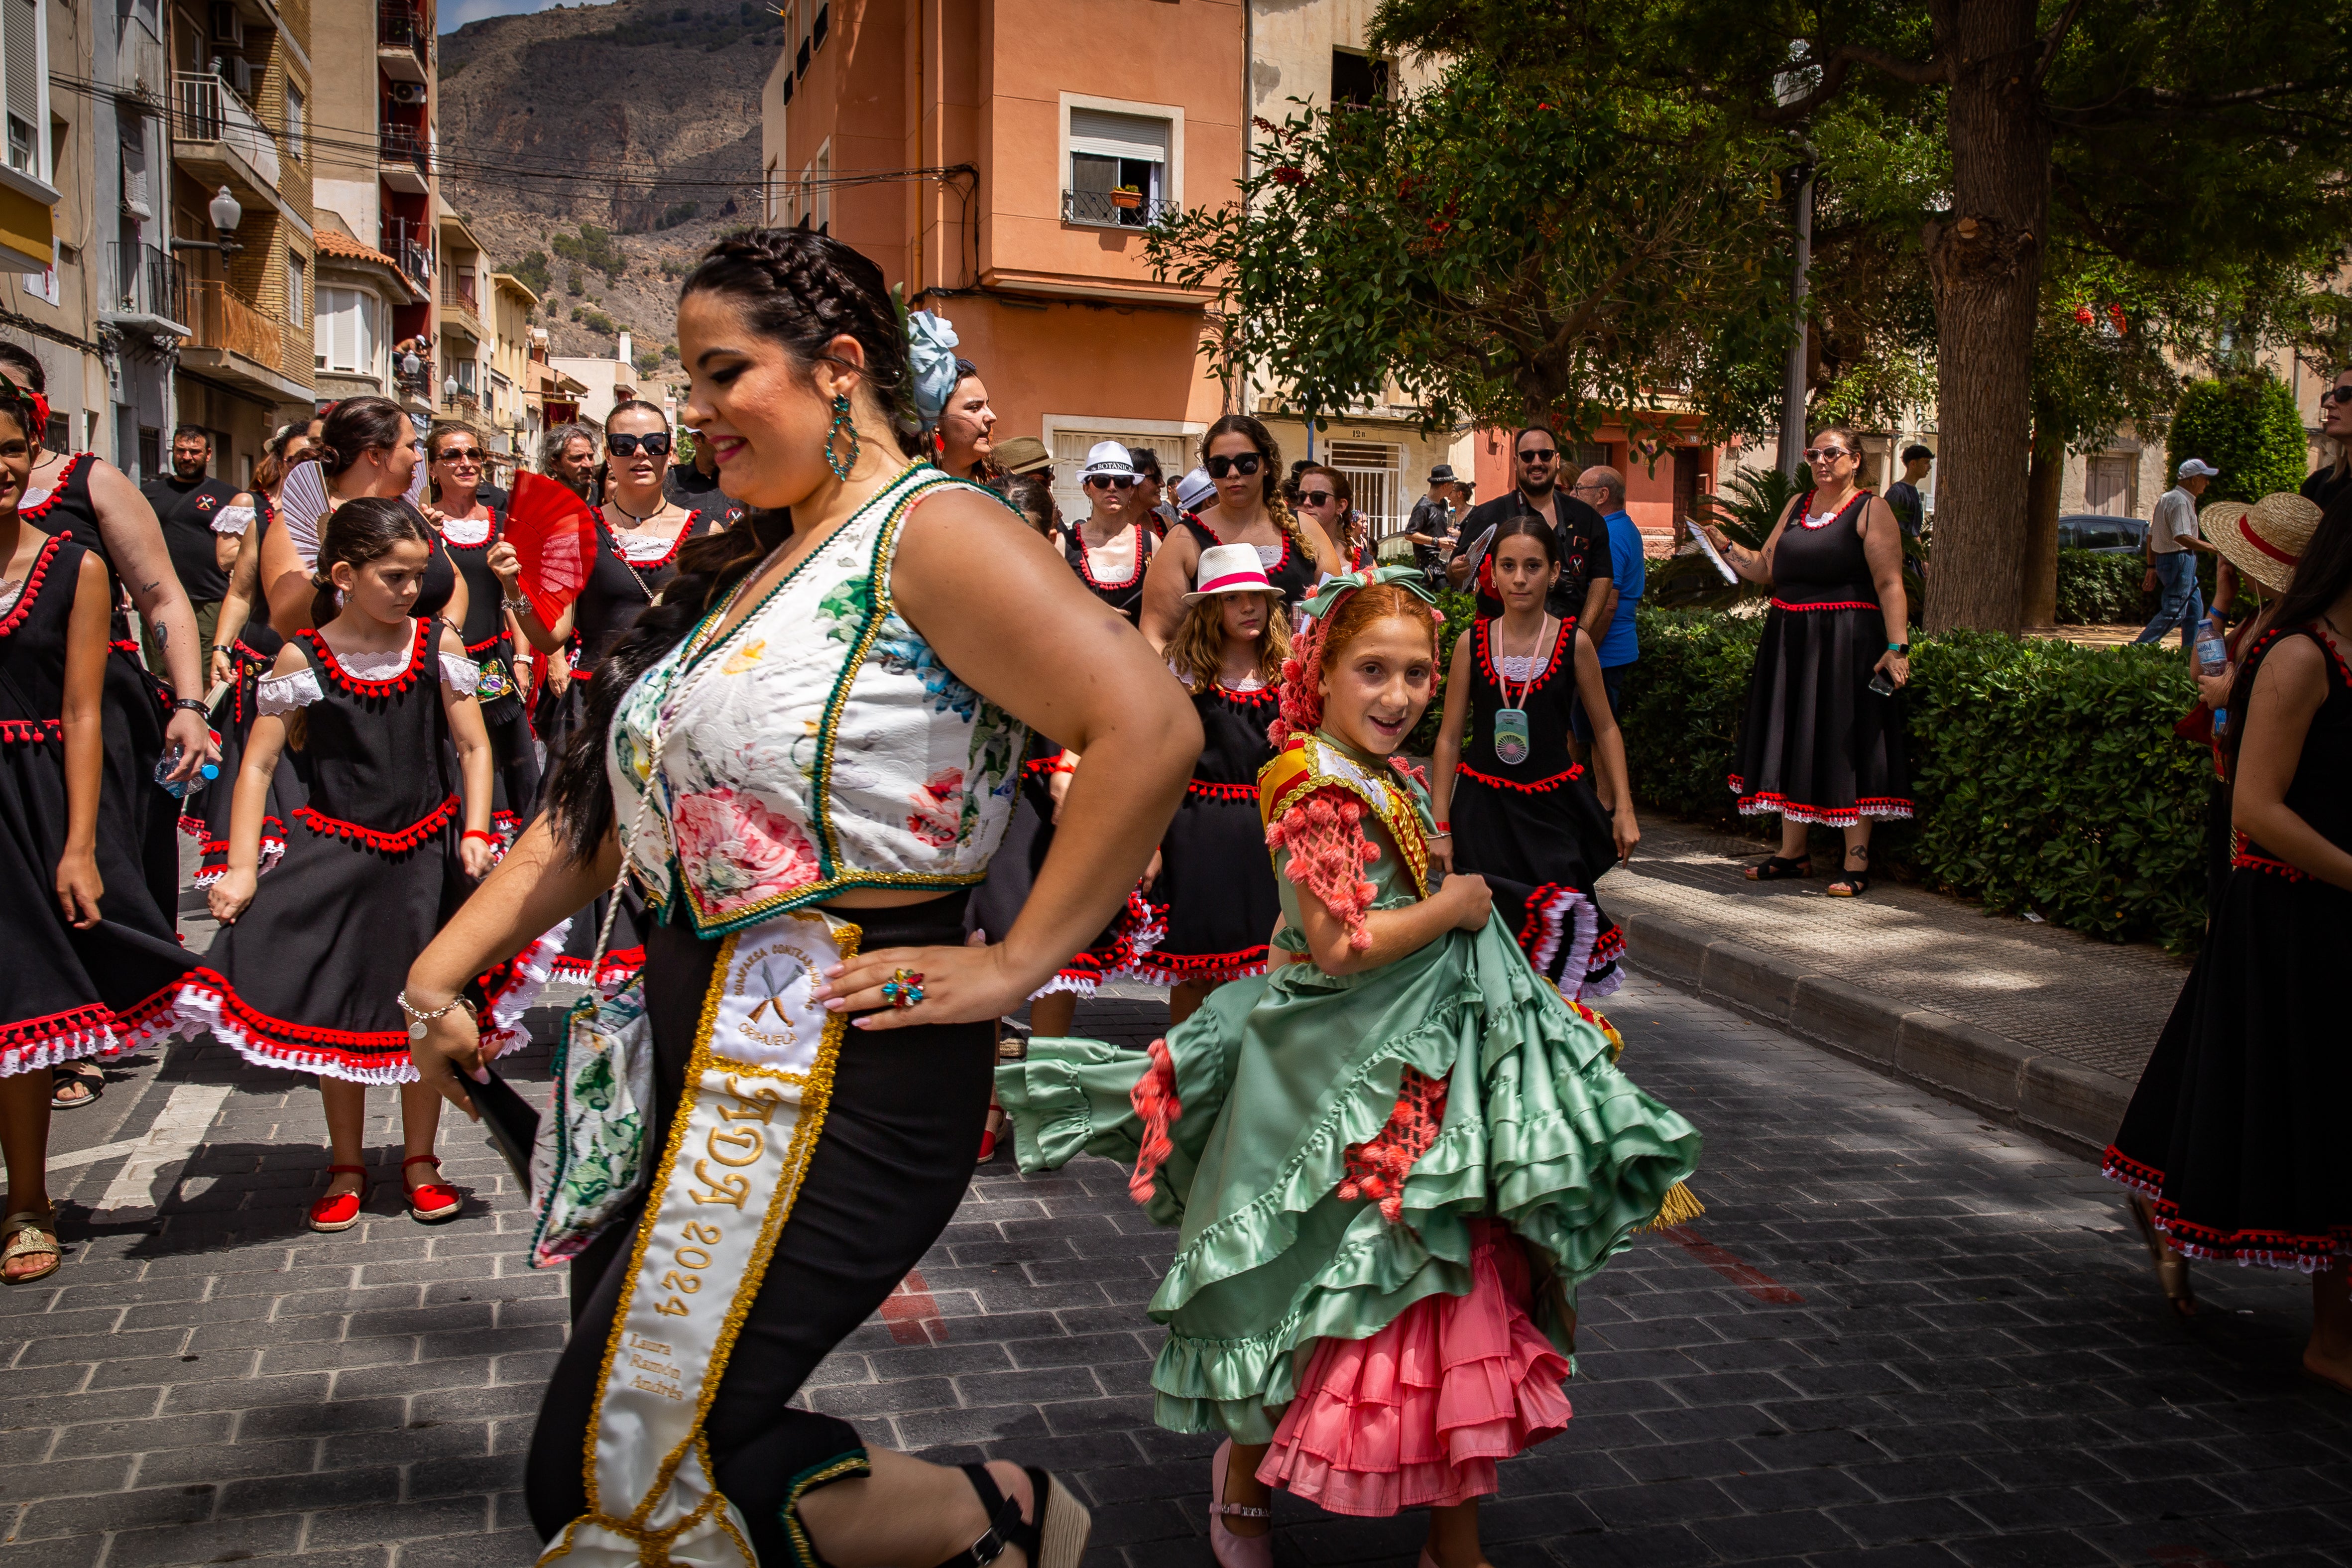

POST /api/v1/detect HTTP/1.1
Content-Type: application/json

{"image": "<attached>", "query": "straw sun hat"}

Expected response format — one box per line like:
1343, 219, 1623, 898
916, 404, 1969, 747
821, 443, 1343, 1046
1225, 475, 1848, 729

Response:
2200, 491, 2323, 595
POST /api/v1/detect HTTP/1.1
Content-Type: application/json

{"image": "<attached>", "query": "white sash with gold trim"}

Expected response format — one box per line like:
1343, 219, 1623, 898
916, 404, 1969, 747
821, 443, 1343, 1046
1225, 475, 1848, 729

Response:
538, 909, 858, 1568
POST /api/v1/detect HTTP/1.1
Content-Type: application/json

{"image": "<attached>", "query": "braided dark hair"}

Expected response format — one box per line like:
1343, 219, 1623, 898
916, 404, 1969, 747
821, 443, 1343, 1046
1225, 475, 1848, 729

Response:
541, 226, 915, 865
313, 396, 410, 480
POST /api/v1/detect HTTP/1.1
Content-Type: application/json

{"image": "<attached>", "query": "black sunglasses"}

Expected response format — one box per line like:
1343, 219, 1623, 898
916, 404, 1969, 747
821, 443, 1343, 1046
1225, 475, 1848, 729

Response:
1205, 453, 1264, 479
1517, 447, 1559, 463
1085, 475, 1137, 491
435, 447, 485, 465
2323, 386, 2352, 407
1297, 489, 1336, 506
607, 432, 673, 458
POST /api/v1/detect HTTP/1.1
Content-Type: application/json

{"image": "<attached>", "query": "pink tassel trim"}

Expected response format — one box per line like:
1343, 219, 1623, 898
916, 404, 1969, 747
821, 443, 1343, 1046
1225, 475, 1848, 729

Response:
1264, 789, 1380, 951
1128, 1037, 1183, 1205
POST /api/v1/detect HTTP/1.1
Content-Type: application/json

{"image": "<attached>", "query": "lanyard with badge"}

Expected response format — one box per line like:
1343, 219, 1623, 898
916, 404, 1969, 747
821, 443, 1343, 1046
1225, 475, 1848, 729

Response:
1491, 614, 1550, 767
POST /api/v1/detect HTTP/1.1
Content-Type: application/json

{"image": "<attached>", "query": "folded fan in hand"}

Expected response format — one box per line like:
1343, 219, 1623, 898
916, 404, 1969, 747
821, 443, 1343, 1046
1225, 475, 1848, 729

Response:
501, 472, 602, 627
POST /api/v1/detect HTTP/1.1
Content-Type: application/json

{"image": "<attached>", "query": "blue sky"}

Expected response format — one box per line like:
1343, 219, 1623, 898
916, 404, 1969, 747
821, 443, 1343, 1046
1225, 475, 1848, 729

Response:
440, 0, 618, 32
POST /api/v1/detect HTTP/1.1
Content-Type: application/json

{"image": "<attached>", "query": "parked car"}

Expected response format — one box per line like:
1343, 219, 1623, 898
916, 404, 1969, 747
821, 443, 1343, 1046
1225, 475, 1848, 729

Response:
2058, 513, 2147, 553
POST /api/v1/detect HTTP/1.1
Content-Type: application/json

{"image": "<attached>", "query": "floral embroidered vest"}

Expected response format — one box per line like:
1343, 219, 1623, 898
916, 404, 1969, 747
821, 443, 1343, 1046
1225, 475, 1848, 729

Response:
608, 462, 1028, 936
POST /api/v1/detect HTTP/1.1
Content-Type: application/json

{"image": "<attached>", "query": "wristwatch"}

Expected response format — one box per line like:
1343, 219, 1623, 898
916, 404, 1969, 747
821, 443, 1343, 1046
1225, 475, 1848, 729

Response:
1886, 641, 1910, 656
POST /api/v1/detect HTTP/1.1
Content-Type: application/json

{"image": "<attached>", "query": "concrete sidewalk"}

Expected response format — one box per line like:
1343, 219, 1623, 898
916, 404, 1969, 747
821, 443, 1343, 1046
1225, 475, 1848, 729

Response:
1598, 818, 2190, 1161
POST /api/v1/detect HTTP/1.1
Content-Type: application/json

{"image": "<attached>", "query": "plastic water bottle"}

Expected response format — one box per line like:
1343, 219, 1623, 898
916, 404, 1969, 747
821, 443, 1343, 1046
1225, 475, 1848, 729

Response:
2196, 629, 2229, 734
153, 743, 221, 800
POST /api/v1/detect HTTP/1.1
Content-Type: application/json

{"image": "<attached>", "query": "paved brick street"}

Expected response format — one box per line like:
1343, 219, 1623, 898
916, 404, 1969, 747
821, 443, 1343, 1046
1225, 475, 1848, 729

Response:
9, 966, 2350, 1568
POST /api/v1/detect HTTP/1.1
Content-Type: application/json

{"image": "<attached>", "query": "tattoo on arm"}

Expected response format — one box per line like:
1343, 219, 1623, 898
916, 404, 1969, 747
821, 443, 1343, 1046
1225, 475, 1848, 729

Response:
155, 623, 168, 649
139, 579, 160, 596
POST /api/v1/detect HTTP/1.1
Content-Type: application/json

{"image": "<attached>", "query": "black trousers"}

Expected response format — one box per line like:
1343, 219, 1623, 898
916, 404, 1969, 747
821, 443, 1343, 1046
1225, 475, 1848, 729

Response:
527, 894, 995, 1565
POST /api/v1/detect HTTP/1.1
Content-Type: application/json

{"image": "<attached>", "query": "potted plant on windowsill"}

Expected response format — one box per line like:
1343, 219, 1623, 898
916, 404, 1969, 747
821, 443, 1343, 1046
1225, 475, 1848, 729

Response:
1110, 185, 1143, 211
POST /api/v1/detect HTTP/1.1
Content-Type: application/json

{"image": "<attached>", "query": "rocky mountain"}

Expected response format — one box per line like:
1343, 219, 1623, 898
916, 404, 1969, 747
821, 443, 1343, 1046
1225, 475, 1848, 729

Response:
437, 0, 780, 390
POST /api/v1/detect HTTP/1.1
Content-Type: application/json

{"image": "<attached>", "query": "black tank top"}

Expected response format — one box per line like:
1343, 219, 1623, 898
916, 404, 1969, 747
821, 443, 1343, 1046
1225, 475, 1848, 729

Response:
573, 511, 713, 669
1773, 490, 1877, 607
1178, 513, 1320, 605
439, 508, 511, 657
288, 617, 455, 838
23, 454, 107, 583
1186, 678, 1279, 792
0, 532, 86, 735
1459, 614, 1585, 787
2233, 626, 2352, 868
1063, 519, 1154, 620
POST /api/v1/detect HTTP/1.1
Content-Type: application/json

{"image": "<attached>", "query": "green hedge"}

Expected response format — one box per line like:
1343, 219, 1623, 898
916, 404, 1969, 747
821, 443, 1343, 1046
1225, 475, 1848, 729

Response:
2169, 371, 2309, 504
1617, 607, 2214, 951
2055, 549, 2222, 625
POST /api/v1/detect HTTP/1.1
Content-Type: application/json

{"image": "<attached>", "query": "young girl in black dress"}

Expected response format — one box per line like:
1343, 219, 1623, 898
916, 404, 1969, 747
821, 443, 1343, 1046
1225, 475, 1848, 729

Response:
1132, 543, 1288, 1025
0, 387, 196, 1281
2106, 498, 2352, 1388
1430, 516, 1637, 997
193, 500, 510, 1233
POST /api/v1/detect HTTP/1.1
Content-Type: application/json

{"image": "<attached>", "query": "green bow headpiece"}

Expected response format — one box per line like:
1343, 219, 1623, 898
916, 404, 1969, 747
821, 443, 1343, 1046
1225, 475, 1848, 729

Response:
1295, 564, 1442, 621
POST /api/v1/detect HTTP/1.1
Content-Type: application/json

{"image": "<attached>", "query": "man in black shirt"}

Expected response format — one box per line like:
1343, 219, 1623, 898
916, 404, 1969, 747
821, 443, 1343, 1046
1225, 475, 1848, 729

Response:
139, 425, 239, 675
1406, 464, 1455, 590
1884, 444, 1931, 540
1449, 426, 1613, 626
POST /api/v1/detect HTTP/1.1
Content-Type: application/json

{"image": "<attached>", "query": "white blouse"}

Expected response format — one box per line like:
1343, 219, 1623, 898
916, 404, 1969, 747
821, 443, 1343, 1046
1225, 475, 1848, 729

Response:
212, 504, 256, 536
257, 651, 481, 714
440, 514, 494, 546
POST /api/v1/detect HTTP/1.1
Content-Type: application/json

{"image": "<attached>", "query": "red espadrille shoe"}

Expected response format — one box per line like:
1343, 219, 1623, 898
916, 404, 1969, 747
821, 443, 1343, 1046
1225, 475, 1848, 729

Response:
308, 1165, 369, 1233
402, 1155, 461, 1224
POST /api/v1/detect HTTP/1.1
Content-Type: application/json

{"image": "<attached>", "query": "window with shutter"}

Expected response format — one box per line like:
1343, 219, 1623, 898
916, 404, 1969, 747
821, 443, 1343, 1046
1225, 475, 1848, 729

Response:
1065, 107, 1172, 226
1, 0, 38, 178
120, 135, 151, 219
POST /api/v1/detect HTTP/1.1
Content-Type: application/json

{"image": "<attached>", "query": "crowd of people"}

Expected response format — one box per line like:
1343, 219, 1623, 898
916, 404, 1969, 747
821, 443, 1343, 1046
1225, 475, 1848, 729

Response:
0, 219, 2344, 1568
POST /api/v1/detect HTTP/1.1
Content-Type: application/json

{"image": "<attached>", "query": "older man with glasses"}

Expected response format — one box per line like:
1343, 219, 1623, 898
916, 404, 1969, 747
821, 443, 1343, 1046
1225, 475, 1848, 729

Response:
1450, 426, 1613, 629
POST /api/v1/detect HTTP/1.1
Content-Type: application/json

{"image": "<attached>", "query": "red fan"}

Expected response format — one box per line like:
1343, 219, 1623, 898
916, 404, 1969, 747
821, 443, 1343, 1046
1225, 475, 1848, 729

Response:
501, 472, 602, 629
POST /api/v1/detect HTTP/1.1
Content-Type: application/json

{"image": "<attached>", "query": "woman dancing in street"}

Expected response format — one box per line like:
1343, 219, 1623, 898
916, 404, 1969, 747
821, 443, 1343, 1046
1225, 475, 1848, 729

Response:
0, 383, 198, 1281
405, 226, 1196, 1568
998, 566, 1699, 1566
1430, 516, 1636, 997
188, 499, 522, 1232
1140, 416, 1341, 646
492, 399, 722, 987
1699, 425, 1910, 895
1129, 543, 1288, 1026
2105, 496, 2352, 1385
425, 422, 539, 844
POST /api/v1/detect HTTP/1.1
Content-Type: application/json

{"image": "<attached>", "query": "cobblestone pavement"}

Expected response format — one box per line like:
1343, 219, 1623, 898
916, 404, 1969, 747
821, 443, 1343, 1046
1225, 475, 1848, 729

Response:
10, 967, 2347, 1568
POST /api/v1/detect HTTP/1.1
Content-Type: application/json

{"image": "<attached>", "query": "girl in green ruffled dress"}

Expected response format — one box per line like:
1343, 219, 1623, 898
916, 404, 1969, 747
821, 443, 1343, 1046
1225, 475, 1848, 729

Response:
997, 569, 1701, 1568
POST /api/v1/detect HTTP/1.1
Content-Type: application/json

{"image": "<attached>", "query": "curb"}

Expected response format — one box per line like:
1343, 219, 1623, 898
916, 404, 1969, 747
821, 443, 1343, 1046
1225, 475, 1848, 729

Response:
1616, 909, 2129, 1162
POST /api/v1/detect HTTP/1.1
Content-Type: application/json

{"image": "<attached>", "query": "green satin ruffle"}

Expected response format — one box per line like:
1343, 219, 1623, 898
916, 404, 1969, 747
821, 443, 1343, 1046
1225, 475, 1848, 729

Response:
996, 917, 1700, 1442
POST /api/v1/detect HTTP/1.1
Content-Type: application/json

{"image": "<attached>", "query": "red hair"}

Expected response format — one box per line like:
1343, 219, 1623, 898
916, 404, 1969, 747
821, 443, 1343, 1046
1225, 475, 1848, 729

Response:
1269, 584, 1441, 747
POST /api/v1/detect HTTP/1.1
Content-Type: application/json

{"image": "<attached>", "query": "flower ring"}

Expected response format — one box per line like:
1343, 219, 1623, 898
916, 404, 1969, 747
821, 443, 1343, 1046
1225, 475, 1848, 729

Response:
881, 968, 927, 1009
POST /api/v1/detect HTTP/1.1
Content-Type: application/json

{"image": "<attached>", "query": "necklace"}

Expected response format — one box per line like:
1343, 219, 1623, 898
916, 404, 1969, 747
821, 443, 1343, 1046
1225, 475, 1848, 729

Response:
610, 495, 666, 528
1491, 613, 1550, 767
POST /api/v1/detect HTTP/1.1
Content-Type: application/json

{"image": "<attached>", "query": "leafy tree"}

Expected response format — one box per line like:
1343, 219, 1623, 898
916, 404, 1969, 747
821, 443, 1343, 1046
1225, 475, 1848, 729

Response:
2168, 372, 2310, 505
1370, 0, 2352, 633
1143, 64, 1791, 435
566, 268, 584, 297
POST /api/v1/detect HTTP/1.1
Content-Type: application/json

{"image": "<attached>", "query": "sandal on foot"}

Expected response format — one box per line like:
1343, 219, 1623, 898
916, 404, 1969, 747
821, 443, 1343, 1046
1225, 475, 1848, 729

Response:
308, 1165, 370, 1232
49, 1062, 102, 1110
1825, 870, 1872, 897
402, 1155, 461, 1224
1746, 854, 1811, 881
2126, 1194, 2196, 1319
1, 1211, 60, 1284
936, 1462, 1090, 1568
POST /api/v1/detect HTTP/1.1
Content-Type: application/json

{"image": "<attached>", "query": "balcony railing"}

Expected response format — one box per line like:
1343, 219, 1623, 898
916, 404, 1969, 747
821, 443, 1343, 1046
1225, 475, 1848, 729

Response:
174, 71, 281, 189
441, 389, 480, 415
377, 3, 431, 71
441, 280, 480, 315
382, 218, 436, 286
1060, 189, 1175, 228
379, 121, 431, 182
184, 279, 283, 370
107, 242, 189, 328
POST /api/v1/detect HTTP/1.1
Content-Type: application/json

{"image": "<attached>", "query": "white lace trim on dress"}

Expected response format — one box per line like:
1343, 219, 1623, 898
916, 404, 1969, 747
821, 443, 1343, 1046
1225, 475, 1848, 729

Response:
440, 515, 493, 546
257, 650, 479, 712
212, 505, 255, 536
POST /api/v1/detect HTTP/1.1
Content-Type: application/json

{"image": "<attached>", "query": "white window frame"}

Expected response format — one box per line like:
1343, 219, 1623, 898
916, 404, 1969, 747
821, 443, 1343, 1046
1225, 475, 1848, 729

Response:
1059, 93, 1183, 226
284, 80, 304, 162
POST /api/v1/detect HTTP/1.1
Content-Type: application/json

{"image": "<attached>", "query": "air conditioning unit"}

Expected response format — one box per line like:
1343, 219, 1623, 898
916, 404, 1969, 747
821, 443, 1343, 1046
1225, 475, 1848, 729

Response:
387, 81, 429, 107
210, 2, 243, 47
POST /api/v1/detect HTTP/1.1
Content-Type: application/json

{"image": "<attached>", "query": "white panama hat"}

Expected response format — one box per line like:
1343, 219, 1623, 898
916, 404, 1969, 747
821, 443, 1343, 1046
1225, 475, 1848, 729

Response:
1182, 543, 1282, 603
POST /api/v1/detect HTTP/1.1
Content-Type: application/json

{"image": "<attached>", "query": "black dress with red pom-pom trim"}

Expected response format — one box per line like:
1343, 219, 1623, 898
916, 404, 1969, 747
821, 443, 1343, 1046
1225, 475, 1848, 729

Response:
1727, 490, 1911, 826
25, 451, 183, 925
1134, 677, 1282, 985
2105, 625, 2352, 1271
441, 507, 540, 845
194, 491, 291, 887
1062, 520, 1155, 621
184, 618, 481, 1083
1177, 515, 1321, 606
0, 533, 198, 1074
1448, 615, 1623, 1000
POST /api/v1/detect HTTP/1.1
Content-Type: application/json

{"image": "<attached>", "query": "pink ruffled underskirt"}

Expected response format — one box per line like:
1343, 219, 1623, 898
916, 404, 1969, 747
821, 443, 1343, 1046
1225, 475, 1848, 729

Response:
1256, 1218, 1571, 1516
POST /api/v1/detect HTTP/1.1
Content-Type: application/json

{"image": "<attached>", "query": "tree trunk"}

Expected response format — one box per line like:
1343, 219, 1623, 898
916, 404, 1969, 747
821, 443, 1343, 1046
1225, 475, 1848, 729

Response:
1920, 0, 2052, 635
2023, 421, 2065, 628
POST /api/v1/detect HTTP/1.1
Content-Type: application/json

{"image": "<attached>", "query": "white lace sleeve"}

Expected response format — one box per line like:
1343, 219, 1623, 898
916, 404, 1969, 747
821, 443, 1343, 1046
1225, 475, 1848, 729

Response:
212, 504, 255, 536
256, 668, 323, 715
438, 653, 482, 695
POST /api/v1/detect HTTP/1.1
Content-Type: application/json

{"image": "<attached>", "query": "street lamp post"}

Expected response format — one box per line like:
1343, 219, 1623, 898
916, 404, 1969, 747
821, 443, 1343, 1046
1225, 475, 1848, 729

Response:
168, 186, 246, 260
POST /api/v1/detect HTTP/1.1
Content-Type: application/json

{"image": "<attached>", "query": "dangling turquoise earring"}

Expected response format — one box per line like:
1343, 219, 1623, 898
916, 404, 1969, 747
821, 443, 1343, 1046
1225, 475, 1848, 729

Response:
824, 392, 859, 481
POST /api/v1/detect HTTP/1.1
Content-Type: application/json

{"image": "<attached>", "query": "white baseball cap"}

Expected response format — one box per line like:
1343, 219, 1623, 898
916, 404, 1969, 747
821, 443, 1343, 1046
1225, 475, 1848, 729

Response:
2178, 458, 2221, 480
1082, 440, 1139, 481
1182, 543, 1282, 603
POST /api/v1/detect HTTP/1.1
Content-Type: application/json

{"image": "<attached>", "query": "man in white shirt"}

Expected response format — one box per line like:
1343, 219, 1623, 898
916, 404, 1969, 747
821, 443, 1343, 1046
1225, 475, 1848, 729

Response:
2134, 459, 2219, 648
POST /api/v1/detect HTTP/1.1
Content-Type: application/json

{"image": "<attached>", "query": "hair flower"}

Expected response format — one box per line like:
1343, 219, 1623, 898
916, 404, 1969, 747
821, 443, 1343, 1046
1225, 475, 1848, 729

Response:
906, 310, 962, 430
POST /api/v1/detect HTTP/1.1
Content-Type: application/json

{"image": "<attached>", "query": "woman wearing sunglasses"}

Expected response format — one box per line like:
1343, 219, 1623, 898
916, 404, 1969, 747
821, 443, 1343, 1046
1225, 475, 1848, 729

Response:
1139, 415, 1340, 649
1700, 423, 1912, 896
1063, 441, 1157, 621
490, 398, 725, 985
1294, 463, 1371, 573
425, 423, 539, 847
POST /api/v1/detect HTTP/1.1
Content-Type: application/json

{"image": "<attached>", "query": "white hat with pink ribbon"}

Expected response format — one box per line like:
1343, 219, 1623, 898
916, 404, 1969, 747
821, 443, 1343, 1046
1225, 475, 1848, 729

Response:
1182, 542, 1280, 603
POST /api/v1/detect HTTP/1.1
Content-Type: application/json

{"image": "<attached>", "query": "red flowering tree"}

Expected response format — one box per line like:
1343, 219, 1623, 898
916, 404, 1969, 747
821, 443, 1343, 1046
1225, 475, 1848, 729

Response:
1143, 65, 1790, 437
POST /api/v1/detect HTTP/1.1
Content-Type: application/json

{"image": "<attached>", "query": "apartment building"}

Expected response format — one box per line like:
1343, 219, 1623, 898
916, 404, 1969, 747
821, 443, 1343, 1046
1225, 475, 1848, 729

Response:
0, 0, 92, 456
311, 219, 428, 404
310, 0, 438, 423
435, 197, 484, 425
166, 0, 316, 482
486, 270, 539, 460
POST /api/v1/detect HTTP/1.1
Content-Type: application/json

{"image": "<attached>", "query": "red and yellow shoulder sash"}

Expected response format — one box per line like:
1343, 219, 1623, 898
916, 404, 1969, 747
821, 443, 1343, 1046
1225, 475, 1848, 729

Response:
1257, 734, 1430, 897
